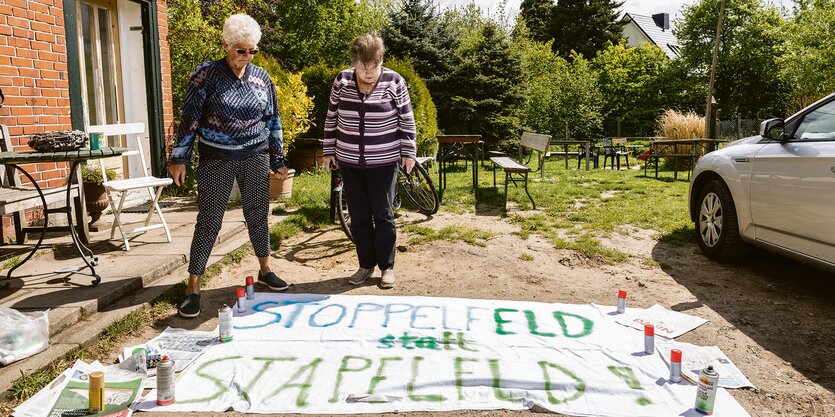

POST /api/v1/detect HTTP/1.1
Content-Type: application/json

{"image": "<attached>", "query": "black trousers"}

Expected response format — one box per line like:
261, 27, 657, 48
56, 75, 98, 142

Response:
189, 154, 271, 275
341, 163, 398, 270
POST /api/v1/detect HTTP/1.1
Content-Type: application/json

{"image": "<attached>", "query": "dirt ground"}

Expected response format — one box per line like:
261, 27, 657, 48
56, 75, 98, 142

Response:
125, 210, 835, 417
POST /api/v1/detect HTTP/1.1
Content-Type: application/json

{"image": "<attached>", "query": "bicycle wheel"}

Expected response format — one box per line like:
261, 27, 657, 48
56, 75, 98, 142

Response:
399, 162, 439, 215
334, 175, 353, 242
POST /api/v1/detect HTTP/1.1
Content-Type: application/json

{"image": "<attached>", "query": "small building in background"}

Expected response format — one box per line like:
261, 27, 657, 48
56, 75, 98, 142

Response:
622, 12, 681, 59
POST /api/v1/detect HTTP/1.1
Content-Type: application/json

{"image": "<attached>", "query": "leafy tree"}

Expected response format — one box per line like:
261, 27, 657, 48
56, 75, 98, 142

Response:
250, 0, 388, 72
300, 64, 342, 139
591, 42, 671, 135
550, 0, 624, 60
676, 0, 791, 117
253, 53, 314, 153
519, 0, 556, 43
167, 0, 226, 124
441, 22, 524, 146
516, 36, 603, 140
781, 0, 835, 110
384, 58, 439, 156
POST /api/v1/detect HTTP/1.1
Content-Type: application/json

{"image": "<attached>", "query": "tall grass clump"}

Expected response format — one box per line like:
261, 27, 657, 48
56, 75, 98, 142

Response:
656, 109, 704, 140
655, 110, 705, 169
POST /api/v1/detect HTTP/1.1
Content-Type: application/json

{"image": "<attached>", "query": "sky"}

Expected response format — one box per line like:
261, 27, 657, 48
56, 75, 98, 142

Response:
437, 0, 796, 22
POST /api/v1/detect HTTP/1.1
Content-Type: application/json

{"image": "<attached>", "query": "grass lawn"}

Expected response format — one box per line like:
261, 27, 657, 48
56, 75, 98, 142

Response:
276, 155, 696, 263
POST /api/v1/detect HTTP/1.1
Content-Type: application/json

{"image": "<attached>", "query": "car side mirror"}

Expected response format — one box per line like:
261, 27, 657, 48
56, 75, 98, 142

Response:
759, 118, 784, 139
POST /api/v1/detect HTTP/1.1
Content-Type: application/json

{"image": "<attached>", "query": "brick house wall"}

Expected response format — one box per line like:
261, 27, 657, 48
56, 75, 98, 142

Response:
0, 0, 173, 243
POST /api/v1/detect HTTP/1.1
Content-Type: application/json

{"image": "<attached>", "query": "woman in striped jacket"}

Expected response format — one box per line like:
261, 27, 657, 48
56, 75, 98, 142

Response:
323, 33, 417, 289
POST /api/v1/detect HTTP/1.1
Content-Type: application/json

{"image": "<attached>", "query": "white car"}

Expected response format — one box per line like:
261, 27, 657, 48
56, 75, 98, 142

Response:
689, 92, 835, 273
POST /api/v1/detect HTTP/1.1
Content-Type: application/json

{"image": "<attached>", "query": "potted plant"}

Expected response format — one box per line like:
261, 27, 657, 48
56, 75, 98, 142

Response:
80, 164, 118, 228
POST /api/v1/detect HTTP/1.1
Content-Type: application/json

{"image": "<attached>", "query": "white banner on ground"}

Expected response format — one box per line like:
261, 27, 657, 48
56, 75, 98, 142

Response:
135, 294, 749, 416
615, 304, 708, 339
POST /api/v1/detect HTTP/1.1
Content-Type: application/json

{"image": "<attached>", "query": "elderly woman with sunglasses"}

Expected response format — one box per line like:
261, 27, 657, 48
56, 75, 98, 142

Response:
323, 33, 417, 289
168, 14, 290, 318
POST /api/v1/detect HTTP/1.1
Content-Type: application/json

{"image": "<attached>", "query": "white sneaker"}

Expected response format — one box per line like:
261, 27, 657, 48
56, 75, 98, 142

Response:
380, 268, 395, 289
348, 267, 374, 285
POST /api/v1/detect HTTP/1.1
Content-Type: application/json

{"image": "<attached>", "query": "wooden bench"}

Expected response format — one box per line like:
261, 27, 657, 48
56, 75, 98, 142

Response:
0, 124, 89, 244
490, 132, 551, 210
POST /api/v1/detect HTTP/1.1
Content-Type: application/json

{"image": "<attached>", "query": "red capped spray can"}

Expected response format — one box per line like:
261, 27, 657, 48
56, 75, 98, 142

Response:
616, 289, 627, 314
669, 349, 682, 383
236, 287, 246, 313
245, 276, 255, 300
644, 323, 655, 354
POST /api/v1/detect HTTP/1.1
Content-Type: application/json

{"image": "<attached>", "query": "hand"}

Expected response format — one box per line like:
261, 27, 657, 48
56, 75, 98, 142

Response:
273, 166, 290, 180
168, 164, 186, 186
322, 155, 338, 170
401, 157, 415, 175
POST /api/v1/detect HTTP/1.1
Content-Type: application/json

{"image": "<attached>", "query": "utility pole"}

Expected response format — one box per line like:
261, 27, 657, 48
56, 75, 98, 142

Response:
705, 0, 726, 139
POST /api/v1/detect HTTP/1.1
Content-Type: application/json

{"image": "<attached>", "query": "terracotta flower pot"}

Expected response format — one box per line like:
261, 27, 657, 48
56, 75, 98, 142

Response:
269, 169, 295, 199
82, 182, 108, 223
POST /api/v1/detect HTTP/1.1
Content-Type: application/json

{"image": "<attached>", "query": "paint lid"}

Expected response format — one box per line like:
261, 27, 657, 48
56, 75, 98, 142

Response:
671, 349, 682, 362
162, 355, 169, 360
237, 287, 246, 298
246, 276, 254, 285
644, 323, 654, 336
618, 289, 627, 299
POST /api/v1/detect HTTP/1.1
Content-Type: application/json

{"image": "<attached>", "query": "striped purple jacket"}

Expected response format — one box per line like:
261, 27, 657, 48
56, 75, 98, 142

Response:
323, 68, 417, 168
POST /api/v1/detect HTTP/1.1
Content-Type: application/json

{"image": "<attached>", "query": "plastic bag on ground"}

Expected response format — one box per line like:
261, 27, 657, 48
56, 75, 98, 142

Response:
0, 305, 49, 366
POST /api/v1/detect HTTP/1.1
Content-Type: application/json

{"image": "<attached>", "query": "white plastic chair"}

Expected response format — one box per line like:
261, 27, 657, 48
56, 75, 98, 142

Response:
87, 123, 173, 250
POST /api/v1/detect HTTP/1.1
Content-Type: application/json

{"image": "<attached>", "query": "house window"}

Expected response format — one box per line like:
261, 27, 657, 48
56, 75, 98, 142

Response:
76, 0, 124, 144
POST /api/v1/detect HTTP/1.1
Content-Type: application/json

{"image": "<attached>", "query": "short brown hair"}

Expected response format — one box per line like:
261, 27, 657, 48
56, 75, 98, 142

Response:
349, 33, 384, 66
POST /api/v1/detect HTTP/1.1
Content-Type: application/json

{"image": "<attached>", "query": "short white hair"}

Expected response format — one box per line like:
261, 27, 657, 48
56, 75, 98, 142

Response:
222, 14, 261, 46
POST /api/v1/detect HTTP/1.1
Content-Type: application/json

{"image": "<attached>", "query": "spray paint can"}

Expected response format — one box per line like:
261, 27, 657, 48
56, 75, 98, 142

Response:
616, 289, 627, 314
236, 287, 246, 313
644, 323, 655, 355
156, 356, 175, 406
88, 371, 104, 413
219, 304, 233, 343
695, 365, 719, 415
245, 276, 255, 300
669, 349, 682, 383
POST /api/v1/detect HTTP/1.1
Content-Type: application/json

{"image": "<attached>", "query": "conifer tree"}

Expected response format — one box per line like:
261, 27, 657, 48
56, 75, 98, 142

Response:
441, 22, 524, 146
550, 0, 624, 60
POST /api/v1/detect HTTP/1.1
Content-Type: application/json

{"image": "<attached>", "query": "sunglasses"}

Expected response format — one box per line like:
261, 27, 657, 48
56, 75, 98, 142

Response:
235, 48, 259, 56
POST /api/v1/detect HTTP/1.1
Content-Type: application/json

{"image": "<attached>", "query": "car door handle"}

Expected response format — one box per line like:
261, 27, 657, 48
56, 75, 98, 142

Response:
733, 158, 750, 163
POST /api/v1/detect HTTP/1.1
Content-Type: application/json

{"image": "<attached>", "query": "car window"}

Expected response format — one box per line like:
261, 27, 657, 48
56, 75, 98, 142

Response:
793, 100, 835, 141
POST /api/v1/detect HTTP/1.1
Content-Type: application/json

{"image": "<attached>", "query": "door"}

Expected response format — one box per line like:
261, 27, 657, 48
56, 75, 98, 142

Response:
749, 99, 835, 263
76, 0, 127, 175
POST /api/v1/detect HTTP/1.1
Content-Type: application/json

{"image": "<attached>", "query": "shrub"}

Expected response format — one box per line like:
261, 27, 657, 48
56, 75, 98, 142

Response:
301, 64, 343, 140
253, 53, 314, 153
80, 164, 118, 184
384, 58, 439, 157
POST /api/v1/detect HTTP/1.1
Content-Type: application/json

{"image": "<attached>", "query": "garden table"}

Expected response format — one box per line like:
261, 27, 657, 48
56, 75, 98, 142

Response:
436, 135, 482, 192
645, 138, 727, 179
0, 147, 127, 286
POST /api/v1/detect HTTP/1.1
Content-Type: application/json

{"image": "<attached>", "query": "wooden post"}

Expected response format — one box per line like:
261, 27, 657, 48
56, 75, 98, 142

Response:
705, 0, 726, 137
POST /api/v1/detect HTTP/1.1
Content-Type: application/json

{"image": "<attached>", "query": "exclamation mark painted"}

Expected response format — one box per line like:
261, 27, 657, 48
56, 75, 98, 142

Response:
607, 366, 652, 406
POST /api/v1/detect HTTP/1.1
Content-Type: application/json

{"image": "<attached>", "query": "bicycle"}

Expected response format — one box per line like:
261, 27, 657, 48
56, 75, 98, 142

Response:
330, 159, 439, 242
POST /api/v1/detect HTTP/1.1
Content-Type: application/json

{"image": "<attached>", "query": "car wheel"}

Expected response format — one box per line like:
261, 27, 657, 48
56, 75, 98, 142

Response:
696, 179, 749, 261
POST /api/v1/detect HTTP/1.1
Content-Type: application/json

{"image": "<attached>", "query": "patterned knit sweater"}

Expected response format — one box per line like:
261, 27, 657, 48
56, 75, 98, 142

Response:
323, 68, 416, 168
169, 60, 285, 170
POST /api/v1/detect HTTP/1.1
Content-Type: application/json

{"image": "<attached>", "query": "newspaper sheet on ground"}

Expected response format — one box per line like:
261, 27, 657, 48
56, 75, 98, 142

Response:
119, 328, 216, 372
658, 341, 754, 389
615, 304, 708, 339
13, 360, 144, 417
130, 294, 750, 416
